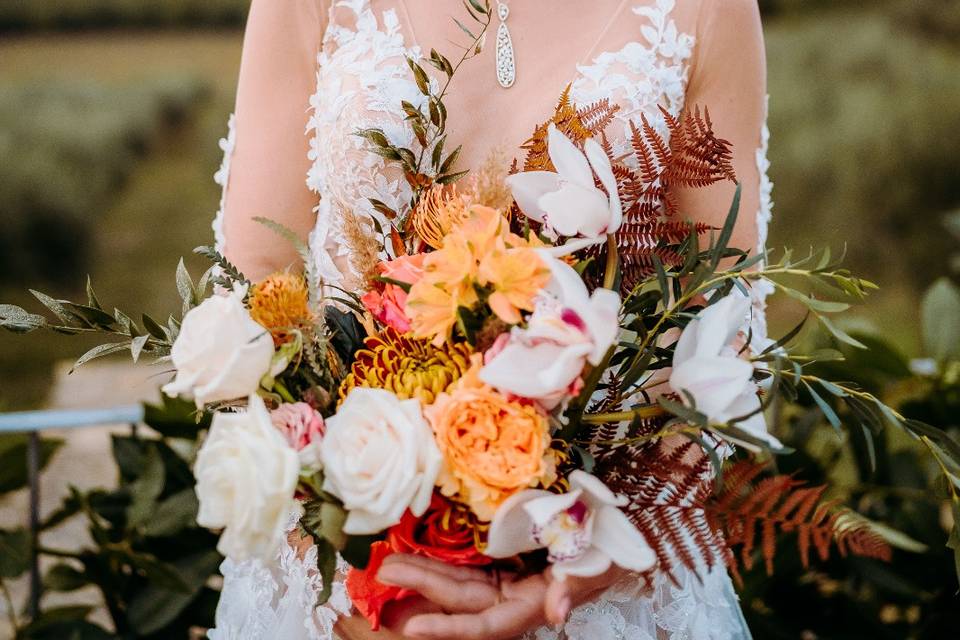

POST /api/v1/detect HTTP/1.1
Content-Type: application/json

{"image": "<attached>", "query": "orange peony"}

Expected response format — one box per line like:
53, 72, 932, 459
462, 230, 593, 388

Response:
425, 357, 556, 520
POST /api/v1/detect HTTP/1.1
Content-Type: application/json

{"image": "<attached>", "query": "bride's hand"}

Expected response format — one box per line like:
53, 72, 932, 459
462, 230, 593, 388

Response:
377, 554, 623, 639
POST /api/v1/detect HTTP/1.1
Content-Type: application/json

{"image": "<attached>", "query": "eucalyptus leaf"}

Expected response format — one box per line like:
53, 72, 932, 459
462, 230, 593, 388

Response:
921, 277, 960, 361
0, 303, 47, 333
0, 527, 31, 578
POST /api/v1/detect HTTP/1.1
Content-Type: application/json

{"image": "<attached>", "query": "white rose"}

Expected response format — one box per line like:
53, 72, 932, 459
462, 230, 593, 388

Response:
162, 284, 274, 407
194, 394, 300, 561
321, 388, 441, 535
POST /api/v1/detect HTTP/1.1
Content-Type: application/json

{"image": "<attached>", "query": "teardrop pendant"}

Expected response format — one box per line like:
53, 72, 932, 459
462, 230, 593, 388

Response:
495, 2, 516, 88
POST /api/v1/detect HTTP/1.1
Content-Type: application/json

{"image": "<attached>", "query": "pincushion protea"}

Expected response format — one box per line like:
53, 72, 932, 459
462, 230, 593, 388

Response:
338, 327, 473, 405
410, 184, 468, 250
248, 272, 314, 346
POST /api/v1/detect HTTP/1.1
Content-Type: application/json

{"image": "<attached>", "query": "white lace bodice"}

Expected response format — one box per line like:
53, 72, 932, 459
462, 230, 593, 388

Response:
211, 1, 770, 638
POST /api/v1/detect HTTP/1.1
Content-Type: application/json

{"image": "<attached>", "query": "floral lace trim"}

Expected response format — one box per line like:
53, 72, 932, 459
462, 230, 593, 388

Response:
208, 507, 351, 640
570, 0, 695, 166
751, 96, 775, 343
305, 0, 430, 293
212, 113, 236, 254
527, 563, 750, 640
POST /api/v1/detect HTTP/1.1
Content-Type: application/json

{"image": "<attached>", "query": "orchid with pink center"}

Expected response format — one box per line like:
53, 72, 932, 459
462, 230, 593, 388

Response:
484, 471, 655, 580
507, 123, 622, 253
669, 291, 784, 451
479, 253, 620, 409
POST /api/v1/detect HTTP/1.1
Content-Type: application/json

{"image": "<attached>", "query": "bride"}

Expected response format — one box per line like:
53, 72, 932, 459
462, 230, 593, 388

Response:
210, 1, 770, 638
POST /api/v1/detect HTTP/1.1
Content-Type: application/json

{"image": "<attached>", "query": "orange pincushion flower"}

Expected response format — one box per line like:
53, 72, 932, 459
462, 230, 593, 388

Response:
248, 272, 314, 345
412, 184, 469, 250
425, 357, 556, 521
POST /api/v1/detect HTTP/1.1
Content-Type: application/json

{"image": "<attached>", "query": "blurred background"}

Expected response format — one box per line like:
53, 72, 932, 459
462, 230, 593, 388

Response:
0, 1, 958, 638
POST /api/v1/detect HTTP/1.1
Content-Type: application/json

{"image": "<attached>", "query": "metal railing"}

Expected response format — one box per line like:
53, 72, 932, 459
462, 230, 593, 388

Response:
0, 405, 145, 619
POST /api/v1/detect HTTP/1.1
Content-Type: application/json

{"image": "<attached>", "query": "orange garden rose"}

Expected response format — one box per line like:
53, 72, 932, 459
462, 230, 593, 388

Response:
425, 358, 557, 520
406, 206, 550, 345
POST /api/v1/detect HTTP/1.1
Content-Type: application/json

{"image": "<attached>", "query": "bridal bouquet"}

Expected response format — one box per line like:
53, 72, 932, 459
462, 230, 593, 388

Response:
4, 2, 959, 633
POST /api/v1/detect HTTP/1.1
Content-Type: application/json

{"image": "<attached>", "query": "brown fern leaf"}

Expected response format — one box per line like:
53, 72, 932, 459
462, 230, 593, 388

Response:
705, 460, 893, 576
595, 438, 733, 585
520, 86, 620, 172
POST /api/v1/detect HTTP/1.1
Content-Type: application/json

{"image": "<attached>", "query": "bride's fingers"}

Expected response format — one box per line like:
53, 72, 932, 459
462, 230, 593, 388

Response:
378, 559, 500, 613
381, 553, 496, 583
403, 599, 541, 640
543, 568, 622, 626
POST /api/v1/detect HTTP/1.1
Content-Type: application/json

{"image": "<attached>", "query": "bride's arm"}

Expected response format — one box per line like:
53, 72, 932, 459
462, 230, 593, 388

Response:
219, 0, 327, 282
675, 0, 767, 255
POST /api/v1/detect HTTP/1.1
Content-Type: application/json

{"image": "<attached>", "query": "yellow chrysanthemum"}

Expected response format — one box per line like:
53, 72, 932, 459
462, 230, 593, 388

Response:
412, 184, 469, 250
338, 327, 473, 405
248, 272, 314, 345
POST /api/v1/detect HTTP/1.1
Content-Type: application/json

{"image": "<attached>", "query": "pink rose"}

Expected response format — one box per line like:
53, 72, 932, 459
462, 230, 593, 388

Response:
270, 402, 325, 468
363, 254, 427, 334
362, 286, 412, 333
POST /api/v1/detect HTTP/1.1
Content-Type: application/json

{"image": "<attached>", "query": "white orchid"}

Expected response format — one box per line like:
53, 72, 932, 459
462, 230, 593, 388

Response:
479, 254, 620, 409
484, 471, 655, 580
507, 123, 622, 251
669, 292, 783, 450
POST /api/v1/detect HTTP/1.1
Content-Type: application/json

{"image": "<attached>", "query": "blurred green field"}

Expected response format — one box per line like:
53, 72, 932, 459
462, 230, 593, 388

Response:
0, 32, 243, 408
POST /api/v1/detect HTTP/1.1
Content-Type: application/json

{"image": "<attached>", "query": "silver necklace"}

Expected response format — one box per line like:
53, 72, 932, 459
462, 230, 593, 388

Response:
495, 1, 516, 88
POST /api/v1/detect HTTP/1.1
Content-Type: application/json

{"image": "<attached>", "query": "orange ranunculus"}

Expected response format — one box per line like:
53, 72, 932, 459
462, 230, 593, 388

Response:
387, 493, 492, 566
425, 358, 556, 521
345, 541, 417, 631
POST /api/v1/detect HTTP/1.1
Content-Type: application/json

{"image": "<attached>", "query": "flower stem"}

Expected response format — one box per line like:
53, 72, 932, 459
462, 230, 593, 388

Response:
274, 380, 296, 404
581, 405, 667, 424
603, 234, 619, 290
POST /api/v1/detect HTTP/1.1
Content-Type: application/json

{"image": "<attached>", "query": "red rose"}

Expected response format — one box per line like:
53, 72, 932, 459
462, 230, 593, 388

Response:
388, 493, 492, 567
345, 541, 417, 631
346, 494, 491, 630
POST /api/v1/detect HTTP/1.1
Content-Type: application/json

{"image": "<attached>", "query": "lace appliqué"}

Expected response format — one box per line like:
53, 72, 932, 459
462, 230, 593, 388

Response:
526, 564, 748, 640
212, 113, 237, 254
306, 0, 434, 294
570, 0, 694, 164
208, 508, 351, 640
750, 96, 775, 344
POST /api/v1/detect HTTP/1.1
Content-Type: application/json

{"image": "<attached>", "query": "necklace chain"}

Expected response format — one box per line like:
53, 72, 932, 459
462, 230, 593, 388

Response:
495, 1, 516, 88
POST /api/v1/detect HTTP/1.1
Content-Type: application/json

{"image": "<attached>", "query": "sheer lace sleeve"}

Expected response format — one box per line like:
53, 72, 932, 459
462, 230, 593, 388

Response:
215, 0, 329, 282
676, 0, 772, 340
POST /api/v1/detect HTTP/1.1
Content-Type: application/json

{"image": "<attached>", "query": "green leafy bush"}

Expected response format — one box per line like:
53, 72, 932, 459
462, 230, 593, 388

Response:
0, 77, 209, 287
0, 0, 248, 32
0, 397, 222, 639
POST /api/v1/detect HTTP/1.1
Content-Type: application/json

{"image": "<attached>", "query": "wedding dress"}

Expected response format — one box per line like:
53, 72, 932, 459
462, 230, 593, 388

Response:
209, 1, 772, 638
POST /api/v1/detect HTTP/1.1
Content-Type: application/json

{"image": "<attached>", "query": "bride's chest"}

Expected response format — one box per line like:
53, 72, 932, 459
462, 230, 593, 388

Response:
307, 0, 696, 197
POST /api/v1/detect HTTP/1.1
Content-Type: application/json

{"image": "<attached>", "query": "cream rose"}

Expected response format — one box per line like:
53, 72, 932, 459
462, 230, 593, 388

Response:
194, 395, 300, 561
162, 284, 275, 407
321, 388, 441, 535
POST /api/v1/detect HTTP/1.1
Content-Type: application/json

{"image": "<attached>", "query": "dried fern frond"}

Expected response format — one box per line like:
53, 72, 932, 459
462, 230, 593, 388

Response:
520, 85, 621, 172
705, 460, 893, 577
